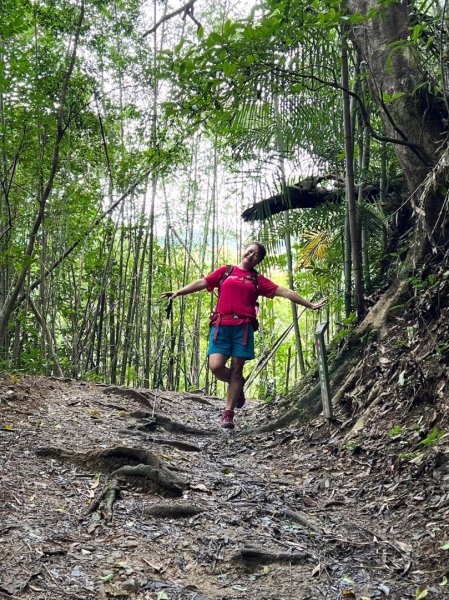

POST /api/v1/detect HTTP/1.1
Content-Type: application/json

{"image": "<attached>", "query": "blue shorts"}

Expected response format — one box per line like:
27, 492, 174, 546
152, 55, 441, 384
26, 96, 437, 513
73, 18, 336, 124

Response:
208, 324, 255, 360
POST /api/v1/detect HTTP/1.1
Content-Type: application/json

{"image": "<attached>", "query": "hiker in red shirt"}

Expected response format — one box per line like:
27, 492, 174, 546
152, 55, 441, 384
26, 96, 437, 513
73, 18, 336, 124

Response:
163, 242, 326, 429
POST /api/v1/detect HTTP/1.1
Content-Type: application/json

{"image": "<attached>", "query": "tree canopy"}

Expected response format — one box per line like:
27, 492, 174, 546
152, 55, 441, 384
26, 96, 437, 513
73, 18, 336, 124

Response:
0, 0, 448, 396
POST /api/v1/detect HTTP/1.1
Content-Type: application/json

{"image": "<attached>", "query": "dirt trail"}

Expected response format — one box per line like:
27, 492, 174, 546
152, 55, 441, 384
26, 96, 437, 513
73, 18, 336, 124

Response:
0, 376, 448, 599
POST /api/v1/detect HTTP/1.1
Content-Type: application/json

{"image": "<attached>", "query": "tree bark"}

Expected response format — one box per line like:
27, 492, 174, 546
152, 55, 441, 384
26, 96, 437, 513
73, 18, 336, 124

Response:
347, 0, 446, 192
342, 30, 364, 317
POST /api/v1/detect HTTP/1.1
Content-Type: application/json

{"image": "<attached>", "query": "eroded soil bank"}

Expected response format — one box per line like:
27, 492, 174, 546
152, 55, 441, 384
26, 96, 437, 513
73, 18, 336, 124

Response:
1, 375, 448, 599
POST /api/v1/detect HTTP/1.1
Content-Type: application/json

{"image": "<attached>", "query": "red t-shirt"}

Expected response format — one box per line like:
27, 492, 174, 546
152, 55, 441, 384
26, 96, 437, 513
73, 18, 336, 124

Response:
204, 266, 279, 326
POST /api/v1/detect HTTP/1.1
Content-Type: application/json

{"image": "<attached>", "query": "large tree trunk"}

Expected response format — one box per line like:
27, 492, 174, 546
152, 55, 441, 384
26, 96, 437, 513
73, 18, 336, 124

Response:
347, 0, 446, 192
347, 0, 448, 256
333, 0, 449, 338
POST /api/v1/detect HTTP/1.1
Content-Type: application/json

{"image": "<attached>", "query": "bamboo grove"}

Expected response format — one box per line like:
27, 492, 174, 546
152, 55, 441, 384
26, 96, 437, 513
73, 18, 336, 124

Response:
1, 0, 448, 399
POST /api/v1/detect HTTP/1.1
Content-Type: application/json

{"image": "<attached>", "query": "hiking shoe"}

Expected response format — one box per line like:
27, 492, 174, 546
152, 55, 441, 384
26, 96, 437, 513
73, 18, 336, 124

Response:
235, 389, 246, 409
221, 409, 235, 429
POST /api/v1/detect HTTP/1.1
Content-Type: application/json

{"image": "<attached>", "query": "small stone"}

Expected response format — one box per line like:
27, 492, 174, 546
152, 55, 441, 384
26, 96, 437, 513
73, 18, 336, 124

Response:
122, 578, 138, 592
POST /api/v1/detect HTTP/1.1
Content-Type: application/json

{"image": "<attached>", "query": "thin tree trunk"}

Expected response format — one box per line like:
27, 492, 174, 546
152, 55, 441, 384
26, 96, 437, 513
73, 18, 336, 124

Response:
343, 213, 352, 317
120, 212, 145, 385
109, 263, 118, 384
379, 142, 388, 252
341, 29, 364, 318
12, 319, 21, 367
144, 176, 156, 387
285, 345, 291, 395
195, 176, 213, 391
162, 186, 175, 390
134, 220, 150, 384
111, 220, 127, 384
0, 36, 10, 357
205, 145, 218, 394
28, 296, 63, 377
144, 2, 166, 387
70, 262, 81, 378
357, 78, 372, 292
274, 94, 306, 376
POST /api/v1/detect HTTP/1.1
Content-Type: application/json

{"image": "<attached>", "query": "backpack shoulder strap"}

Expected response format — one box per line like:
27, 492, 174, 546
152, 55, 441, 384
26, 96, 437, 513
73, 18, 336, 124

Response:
250, 269, 259, 291
218, 265, 233, 293
217, 265, 259, 294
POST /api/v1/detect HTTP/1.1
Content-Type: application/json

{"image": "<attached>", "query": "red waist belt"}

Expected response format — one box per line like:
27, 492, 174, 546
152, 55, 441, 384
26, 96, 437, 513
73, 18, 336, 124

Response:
210, 313, 254, 345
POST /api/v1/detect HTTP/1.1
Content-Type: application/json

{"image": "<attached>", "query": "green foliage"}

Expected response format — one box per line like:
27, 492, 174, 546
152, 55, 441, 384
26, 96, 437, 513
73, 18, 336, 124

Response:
432, 343, 449, 357
407, 273, 439, 291
417, 427, 445, 448
1, 0, 446, 396
388, 425, 403, 437
156, 0, 346, 165
344, 439, 362, 454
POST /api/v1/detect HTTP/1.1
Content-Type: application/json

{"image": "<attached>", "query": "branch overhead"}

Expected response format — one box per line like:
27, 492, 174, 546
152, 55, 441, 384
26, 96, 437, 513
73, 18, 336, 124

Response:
241, 175, 384, 222
241, 176, 344, 222
142, 0, 199, 38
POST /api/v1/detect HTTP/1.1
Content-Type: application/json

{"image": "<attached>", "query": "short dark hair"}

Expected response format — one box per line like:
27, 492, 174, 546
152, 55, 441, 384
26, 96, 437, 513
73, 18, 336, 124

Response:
251, 241, 267, 261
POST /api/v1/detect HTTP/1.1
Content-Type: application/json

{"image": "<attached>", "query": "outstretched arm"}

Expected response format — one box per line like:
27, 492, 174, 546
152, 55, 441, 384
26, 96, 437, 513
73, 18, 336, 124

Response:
273, 286, 327, 310
162, 278, 208, 300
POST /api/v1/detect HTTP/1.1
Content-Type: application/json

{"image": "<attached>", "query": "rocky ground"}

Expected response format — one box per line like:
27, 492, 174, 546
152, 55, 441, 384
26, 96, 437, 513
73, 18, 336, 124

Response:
1, 367, 448, 600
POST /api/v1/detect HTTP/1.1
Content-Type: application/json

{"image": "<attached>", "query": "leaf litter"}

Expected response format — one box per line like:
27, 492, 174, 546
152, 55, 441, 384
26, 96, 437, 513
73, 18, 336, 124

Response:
1, 282, 449, 600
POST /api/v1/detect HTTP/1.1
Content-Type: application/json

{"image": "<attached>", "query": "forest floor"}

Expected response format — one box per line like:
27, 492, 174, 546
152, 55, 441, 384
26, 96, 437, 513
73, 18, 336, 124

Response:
1, 367, 448, 600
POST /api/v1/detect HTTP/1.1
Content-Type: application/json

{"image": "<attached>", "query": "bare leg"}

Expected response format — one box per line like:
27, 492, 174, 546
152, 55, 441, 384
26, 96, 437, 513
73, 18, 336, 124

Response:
208, 353, 231, 383
225, 356, 246, 411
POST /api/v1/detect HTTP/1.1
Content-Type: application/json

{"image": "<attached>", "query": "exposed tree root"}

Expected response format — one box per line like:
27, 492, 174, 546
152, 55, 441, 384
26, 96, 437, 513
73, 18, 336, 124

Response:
279, 508, 322, 534
85, 478, 120, 522
48, 376, 75, 384
129, 410, 152, 419
341, 383, 390, 447
154, 414, 215, 436
238, 545, 309, 563
143, 503, 203, 518
356, 278, 410, 339
130, 416, 211, 437
37, 445, 158, 470
95, 446, 163, 470
134, 420, 158, 432
96, 401, 128, 412
122, 428, 203, 452
124, 408, 214, 436
247, 279, 412, 436
182, 393, 213, 406
146, 436, 202, 452
247, 351, 361, 435
330, 359, 365, 406
102, 386, 151, 407
111, 463, 185, 496
100, 387, 214, 436
36, 446, 187, 495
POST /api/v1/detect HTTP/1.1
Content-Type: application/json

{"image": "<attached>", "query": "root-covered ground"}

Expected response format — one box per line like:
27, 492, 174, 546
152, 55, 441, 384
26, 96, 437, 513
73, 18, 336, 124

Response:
1, 365, 448, 599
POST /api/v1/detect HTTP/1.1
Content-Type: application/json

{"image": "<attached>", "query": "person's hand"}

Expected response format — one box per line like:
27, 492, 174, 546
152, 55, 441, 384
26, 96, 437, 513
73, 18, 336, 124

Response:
161, 291, 178, 300
311, 298, 327, 310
